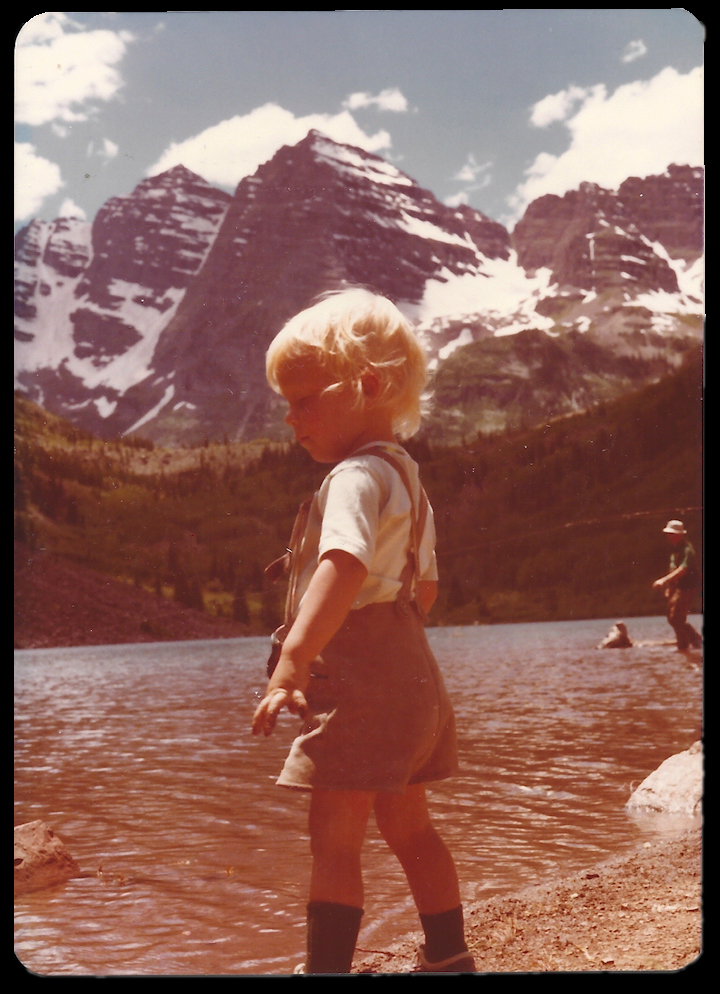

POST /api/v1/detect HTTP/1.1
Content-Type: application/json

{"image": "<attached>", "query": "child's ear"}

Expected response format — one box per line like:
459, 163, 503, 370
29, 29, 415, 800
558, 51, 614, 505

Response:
360, 372, 381, 400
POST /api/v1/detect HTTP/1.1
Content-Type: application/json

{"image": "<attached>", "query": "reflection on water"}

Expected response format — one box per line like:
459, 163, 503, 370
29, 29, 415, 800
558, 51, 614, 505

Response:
15, 617, 702, 975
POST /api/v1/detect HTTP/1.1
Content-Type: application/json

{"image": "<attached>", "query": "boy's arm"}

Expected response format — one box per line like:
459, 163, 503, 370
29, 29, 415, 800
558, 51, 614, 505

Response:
251, 549, 367, 736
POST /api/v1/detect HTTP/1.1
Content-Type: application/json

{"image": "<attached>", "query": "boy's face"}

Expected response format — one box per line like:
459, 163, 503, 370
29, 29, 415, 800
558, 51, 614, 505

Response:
277, 358, 365, 463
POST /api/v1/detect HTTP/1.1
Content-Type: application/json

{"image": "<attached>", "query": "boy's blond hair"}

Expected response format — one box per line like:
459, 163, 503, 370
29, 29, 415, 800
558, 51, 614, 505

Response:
266, 288, 428, 439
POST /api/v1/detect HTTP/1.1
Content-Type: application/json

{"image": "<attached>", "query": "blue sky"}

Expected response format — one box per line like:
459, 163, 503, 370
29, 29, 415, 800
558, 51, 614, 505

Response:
15, 11, 703, 232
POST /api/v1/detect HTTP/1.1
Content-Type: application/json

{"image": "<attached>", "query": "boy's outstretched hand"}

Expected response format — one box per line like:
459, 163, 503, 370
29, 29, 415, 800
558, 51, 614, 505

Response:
252, 686, 308, 737
251, 551, 367, 738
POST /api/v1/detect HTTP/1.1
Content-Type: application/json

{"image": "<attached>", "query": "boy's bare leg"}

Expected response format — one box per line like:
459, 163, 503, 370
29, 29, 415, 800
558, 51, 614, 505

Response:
375, 783, 472, 968
303, 788, 375, 973
308, 788, 375, 907
374, 783, 461, 913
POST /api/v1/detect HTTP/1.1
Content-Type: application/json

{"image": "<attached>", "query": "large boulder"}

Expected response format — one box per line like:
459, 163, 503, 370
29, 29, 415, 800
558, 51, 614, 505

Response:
14, 820, 81, 897
626, 741, 703, 815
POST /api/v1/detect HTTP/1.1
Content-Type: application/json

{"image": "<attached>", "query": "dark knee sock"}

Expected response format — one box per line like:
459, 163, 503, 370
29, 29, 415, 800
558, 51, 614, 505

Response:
305, 900, 364, 974
419, 905, 468, 963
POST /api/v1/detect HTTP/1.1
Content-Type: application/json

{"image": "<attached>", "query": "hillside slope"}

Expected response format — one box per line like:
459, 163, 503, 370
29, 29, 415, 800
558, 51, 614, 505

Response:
15, 346, 702, 643
15, 541, 249, 650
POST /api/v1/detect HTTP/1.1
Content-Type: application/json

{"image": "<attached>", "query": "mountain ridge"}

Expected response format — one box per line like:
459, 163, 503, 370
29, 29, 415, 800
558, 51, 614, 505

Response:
15, 131, 703, 446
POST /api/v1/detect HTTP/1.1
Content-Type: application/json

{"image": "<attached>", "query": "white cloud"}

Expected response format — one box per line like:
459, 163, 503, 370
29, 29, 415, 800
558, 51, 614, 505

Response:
507, 65, 703, 225
15, 12, 135, 126
622, 39, 648, 64
453, 153, 492, 185
529, 84, 599, 128
444, 191, 469, 208
342, 87, 409, 113
50, 122, 71, 139
446, 154, 492, 208
15, 142, 63, 222
453, 152, 492, 190
145, 102, 393, 188
87, 137, 119, 161
58, 198, 87, 221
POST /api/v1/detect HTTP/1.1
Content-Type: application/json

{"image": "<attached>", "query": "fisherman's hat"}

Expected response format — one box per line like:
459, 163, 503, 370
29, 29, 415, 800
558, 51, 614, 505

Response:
662, 519, 687, 535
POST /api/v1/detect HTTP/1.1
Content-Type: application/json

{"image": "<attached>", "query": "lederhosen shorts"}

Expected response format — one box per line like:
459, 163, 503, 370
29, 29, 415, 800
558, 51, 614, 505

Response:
276, 599, 458, 792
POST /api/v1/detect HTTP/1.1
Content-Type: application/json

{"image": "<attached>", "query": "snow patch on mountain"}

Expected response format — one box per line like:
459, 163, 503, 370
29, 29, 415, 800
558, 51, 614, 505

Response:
14, 219, 92, 374
418, 253, 556, 333
126, 383, 176, 435
628, 244, 704, 335
397, 210, 476, 248
651, 246, 704, 301
313, 134, 413, 187
68, 283, 185, 394
438, 327, 474, 360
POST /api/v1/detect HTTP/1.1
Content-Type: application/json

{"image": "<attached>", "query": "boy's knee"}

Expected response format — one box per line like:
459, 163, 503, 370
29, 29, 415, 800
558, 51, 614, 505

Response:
377, 813, 437, 858
309, 790, 374, 851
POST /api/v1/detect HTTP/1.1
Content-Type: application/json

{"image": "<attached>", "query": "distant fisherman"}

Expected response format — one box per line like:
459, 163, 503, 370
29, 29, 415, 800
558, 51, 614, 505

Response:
652, 520, 702, 651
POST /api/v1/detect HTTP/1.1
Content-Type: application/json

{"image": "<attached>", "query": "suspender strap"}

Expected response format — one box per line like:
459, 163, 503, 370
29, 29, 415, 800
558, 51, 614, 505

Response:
264, 494, 313, 628
359, 445, 431, 621
360, 446, 428, 563
265, 446, 431, 626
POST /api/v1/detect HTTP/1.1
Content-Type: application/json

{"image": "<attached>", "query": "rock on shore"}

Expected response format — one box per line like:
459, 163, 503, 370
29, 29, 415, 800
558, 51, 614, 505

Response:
626, 741, 703, 816
14, 821, 81, 897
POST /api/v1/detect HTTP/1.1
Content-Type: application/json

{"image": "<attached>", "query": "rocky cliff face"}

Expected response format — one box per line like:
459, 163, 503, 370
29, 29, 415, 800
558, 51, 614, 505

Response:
511, 165, 703, 293
14, 133, 703, 445
14, 166, 231, 435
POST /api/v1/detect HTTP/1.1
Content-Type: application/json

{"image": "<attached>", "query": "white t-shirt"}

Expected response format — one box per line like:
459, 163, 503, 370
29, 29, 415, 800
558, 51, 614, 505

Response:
293, 442, 438, 613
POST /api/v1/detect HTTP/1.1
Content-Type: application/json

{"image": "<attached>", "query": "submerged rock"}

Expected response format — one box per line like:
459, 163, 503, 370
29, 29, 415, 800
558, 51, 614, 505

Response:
626, 741, 703, 815
598, 621, 633, 648
14, 820, 81, 897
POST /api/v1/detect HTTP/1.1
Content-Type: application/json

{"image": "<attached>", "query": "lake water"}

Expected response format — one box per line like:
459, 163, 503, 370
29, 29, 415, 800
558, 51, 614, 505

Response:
15, 616, 702, 976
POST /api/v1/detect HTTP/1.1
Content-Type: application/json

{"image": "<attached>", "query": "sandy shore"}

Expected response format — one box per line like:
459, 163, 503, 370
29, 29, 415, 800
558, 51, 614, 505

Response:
352, 827, 702, 974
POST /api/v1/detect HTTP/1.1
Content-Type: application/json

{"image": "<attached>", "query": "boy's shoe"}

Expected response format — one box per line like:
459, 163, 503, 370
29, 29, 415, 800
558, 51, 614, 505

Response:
415, 946, 476, 973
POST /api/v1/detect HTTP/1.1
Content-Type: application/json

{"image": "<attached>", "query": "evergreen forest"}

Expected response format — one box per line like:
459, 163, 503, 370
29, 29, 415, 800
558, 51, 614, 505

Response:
14, 346, 702, 634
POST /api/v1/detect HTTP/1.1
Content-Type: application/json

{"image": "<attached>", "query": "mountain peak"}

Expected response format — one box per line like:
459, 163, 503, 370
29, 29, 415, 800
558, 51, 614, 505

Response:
159, 163, 207, 180
303, 128, 415, 186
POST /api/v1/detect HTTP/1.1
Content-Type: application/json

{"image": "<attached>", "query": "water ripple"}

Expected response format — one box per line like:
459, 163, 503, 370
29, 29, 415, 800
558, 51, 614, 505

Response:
15, 618, 701, 975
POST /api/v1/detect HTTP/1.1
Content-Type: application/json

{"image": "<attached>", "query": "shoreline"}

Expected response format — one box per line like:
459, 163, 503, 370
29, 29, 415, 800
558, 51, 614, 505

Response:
352, 826, 702, 974
17, 542, 688, 652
